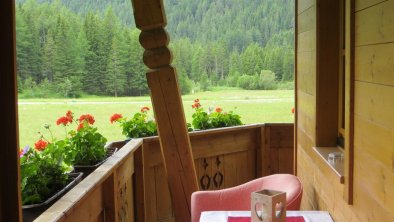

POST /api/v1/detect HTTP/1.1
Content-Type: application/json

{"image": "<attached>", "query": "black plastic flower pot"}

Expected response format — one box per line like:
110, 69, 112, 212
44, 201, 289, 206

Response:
73, 147, 117, 179
22, 172, 83, 222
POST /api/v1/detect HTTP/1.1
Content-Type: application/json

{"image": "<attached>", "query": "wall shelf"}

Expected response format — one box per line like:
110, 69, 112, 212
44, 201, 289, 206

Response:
313, 147, 345, 184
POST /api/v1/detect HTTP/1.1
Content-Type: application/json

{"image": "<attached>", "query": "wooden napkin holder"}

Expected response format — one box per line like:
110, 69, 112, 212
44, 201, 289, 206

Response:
251, 189, 286, 222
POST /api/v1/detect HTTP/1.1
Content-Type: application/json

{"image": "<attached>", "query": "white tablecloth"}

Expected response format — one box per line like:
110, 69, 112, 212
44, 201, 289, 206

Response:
200, 211, 334, 222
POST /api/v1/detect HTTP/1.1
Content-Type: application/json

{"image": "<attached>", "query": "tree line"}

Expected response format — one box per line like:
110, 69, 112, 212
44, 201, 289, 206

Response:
16, 0, 294, 98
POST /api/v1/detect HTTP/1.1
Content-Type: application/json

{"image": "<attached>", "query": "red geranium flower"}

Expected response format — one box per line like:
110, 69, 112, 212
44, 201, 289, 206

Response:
140, 106, 150, 113
192, 100, 201, 108
56, 116, 71, 126
34, 139, 48, 151
66, 110, 73, 121
79, 114, 95, 125
192, 99, 202, 109
77, 123, 84, 131
215, 107, 223, 113
110, 113, 123, 123
291, 107, 295, 114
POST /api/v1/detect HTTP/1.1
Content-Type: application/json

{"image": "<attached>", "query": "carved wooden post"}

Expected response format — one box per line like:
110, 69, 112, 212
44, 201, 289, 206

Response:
131, 1, 198, 221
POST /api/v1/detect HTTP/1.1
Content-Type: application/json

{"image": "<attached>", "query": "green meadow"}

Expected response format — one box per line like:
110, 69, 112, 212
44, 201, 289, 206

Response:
18, 88, 294, 147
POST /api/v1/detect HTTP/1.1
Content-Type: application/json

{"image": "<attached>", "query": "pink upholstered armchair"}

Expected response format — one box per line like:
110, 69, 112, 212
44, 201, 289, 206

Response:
191, 174, 303, 222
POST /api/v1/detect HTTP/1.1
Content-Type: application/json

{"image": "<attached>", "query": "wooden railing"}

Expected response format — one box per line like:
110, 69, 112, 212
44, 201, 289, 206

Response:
36, 139, 143, 222
141, 123, 294, 222
35, 123, 294, 222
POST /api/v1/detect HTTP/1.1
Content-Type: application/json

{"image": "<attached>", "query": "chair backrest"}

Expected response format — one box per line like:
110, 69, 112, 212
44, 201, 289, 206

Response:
191, 174, 303, 222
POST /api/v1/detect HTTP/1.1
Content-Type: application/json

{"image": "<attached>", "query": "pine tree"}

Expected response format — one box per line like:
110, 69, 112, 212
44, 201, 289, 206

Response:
105, 32, 127, 97
127, 29, 148, 96
42, 30, 56, 83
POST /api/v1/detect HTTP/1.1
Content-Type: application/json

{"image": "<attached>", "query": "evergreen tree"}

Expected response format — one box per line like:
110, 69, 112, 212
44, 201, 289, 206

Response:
83, 12, 106, 94
105, 32, 127, 97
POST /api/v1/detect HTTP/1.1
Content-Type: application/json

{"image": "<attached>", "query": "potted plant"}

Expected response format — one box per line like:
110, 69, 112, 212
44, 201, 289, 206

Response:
56, 111, 113, 177
21, 136, 83, 221
110, 106, 157, 139
191, 99, 242, 130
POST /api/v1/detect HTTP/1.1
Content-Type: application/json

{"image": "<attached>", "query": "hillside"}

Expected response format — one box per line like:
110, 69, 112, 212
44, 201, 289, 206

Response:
16, 0, 295, 97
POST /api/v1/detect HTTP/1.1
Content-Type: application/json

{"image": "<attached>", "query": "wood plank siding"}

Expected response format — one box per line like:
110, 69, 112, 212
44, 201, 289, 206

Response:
296, 0, 394, 221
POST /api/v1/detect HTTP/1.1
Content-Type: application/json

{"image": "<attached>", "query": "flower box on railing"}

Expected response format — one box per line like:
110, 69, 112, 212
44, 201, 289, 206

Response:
22, 172, 83, 222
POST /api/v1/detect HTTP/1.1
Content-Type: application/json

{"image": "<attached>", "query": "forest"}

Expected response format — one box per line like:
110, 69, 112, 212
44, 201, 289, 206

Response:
16, 0, 295, 98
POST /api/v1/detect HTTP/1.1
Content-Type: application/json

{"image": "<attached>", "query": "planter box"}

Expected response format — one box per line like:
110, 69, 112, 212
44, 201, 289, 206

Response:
22, 172, 83, 222
73, 147, 117, 178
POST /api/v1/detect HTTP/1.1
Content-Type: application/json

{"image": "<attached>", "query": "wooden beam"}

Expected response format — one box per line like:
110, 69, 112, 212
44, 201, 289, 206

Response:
0, 1, 22, 221
344, 0, 354, 204
131, 1, 198, 221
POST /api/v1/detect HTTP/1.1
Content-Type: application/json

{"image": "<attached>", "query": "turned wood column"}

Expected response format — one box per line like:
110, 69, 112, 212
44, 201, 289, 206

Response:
131, 1, 198, 221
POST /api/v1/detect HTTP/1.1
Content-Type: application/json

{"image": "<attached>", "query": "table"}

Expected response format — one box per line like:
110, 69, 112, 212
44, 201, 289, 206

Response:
200, 211, 334, 222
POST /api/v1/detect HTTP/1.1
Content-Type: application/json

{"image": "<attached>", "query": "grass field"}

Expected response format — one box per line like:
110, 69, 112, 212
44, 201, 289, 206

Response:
18, 88, 294, 147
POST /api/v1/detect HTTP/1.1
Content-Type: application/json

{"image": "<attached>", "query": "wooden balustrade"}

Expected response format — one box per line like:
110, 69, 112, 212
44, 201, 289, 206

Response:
142, 123, 294, 222
34, 123, 294, 222
36, 139, 143, 222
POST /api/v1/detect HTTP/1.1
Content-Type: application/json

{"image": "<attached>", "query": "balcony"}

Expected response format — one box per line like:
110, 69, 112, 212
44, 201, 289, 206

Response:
34, 123, 294, 222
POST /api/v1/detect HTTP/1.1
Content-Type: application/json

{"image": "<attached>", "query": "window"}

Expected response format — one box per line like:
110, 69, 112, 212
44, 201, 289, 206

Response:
312, 0, 354, 204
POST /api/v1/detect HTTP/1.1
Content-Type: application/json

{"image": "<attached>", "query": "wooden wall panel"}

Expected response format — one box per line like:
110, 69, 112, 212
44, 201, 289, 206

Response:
354, 115, 394, 168
297, 30, 315, 52
297, 91, 316, 141
298, 0, 314, 14
297, 0, 394, 221
354, 81, 394, 129
297, 52, 316, 95
355, 43, 394, 86
355, 0, 394, 46
296, 148, 317, 209
298, 6, 316, 34
353, 147, 394, 214
355, 0, 386, 11
352, 184, 394, 221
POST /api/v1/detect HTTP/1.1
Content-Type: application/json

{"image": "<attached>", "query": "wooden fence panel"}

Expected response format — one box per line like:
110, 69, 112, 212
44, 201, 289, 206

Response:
142, 124, 294, 222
